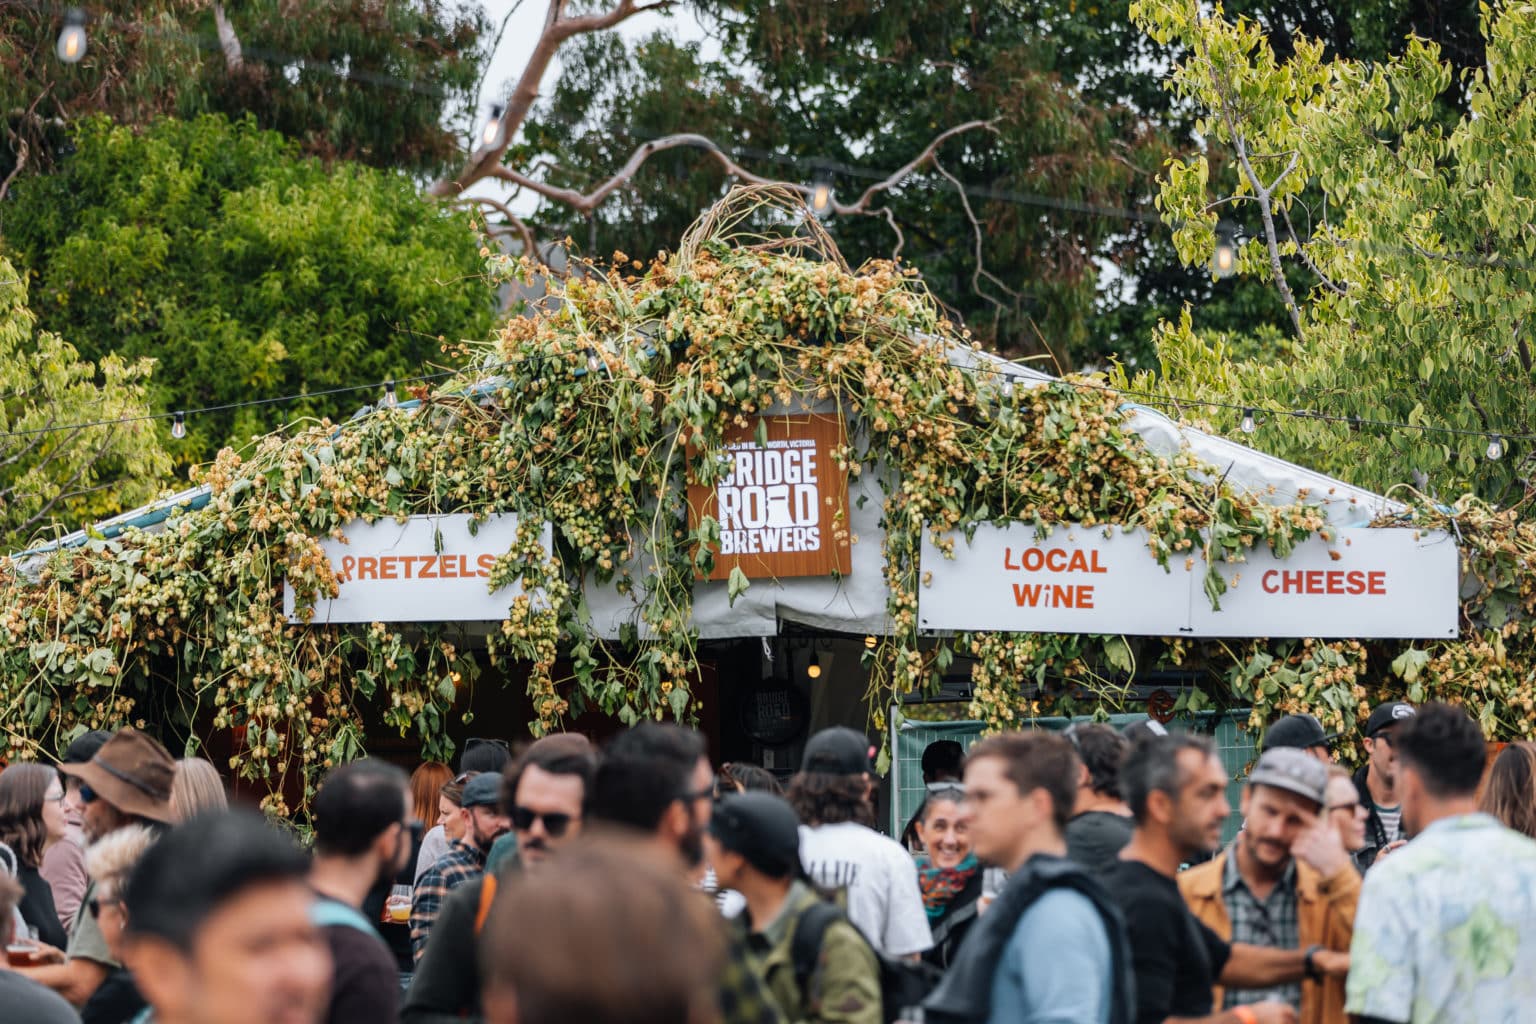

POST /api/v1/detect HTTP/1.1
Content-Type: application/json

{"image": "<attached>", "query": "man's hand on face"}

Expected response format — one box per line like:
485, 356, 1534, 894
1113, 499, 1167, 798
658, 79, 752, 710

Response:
1291, 814, 1351, 878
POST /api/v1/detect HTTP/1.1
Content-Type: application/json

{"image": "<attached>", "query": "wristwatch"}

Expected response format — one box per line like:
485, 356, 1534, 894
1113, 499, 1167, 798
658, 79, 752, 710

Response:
1304, 944, 1325, 980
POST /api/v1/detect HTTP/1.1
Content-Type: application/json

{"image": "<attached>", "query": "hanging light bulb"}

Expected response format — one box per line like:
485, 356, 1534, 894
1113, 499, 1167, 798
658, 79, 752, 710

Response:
809, 167, 835, 220
806, 653, 822, 680
480, 104, 505, 149
1212, 222, 1238, 279
57, 8, 87, 64
171, 411, 186, 440
1487, 435, 1505, 461
863, 635, 878, 649
382, 380, 398, 409
1240, 408, 1256, 434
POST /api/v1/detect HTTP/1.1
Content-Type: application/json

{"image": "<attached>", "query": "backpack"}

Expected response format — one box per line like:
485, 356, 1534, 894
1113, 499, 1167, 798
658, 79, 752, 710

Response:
310, 897, 386, 942
791, 901, 944, 1024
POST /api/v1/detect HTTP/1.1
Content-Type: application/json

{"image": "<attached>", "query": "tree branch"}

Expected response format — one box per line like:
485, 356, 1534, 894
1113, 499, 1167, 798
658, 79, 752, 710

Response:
848, 120, 998, 212
212, 4, 244, 70
1280, 203, 1347, 296
455, 195, 539, 262
488, 120, 998, 223
1195, 24, 1305, 338
0, 88, 50, 203
431, 0, 677, 197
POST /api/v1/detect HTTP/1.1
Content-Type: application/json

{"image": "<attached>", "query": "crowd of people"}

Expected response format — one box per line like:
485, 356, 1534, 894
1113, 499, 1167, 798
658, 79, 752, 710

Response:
0, 698, 1533, 1023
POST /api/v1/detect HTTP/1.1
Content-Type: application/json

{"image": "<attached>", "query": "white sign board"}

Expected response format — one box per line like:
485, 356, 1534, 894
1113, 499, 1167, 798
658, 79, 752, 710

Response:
284, 514, 549, 624
920, 524, 1458, 639
1192, 530, 1459, 638
919, 526, 1197, 635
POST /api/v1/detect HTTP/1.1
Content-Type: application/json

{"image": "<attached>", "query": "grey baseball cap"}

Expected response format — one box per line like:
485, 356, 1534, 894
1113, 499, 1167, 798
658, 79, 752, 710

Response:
1247, 747, 1329, 807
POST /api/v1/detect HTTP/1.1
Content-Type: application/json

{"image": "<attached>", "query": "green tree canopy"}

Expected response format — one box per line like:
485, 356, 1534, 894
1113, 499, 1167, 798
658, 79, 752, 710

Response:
1122, 0, 1536, 508
2, 114, 498, 465
0, 256, 169, 550
0, 0, 487, 181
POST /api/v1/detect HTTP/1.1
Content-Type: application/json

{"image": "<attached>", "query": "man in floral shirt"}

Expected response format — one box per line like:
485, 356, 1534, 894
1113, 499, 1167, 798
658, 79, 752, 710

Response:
409, 772, 508, 962
1346, 702, 1536, 1023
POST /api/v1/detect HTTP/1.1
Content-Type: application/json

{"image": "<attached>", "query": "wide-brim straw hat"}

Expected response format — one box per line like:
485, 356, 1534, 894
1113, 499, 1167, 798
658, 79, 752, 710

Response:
58, 727, 177, 825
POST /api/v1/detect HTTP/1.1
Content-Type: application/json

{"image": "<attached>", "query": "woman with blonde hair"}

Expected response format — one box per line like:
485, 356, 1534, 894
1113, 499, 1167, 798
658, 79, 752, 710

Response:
78, 824, 156, 1024
1480, 741, 1536, 838
170, 758, 228, 822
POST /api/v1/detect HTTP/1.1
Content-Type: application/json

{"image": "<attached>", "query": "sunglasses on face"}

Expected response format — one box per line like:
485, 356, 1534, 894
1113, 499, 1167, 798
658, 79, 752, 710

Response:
926, 781, 966, 796
79, 784, 99, 804
510, 806, 573, 838
88, 896, 121, 919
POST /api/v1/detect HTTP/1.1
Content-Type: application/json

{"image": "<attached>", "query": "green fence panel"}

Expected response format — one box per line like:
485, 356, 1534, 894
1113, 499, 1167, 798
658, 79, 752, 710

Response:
889, 707, 1258, 845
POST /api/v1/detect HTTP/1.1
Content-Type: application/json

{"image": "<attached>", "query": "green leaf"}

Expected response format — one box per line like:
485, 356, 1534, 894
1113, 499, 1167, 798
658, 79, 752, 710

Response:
727, 566, 751, 607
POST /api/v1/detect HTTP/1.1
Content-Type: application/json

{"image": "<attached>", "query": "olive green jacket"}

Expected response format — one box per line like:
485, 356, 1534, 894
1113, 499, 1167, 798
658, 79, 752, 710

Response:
741, 882, 882, 1024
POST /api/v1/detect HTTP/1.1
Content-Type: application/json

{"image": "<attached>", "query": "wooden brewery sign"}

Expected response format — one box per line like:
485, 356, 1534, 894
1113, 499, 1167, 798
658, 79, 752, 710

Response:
687, 413, 852, 581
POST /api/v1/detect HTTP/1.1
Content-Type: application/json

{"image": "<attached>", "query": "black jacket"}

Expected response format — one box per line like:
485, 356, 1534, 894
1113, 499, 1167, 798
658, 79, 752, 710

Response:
923, 854, 1135, 1024
920, 868, 984, 970
1352, 764, 1400, 872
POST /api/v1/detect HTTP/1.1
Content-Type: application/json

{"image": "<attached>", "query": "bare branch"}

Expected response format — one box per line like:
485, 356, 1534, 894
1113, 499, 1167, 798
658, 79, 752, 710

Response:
932, 154, 1019, 314
0, 88, 50, 203
432, 0, 677, 197
455, 195, 540, 263
874, 207, 906, 260
212, 4, 244, 70
488, 120, 998, 222
490, 133, 781, 213
847, 120, 998, 212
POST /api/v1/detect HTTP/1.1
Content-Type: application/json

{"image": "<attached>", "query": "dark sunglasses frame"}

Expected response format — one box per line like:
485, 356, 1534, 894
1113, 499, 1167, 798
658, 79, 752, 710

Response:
88, 895, 121, 918
510, 806, 573, 838
79, 783, 99, 804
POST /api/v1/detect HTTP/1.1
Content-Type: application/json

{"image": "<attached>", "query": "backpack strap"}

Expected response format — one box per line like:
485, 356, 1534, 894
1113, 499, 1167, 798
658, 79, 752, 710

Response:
310, 898, 382, 941
790, 900, 845, 996
474, 874, 498, 935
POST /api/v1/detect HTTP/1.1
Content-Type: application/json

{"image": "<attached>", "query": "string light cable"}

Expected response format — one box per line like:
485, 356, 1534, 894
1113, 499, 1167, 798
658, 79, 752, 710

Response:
0, 368, 465, 441
3, 337, 1531, 463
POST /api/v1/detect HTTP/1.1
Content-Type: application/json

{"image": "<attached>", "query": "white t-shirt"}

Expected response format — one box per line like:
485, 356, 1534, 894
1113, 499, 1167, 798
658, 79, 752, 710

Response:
799, 821, 933, 957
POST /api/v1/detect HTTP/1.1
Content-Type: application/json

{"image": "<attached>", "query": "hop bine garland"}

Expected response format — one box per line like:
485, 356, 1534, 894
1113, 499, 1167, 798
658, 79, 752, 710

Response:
0, 186, 1531, 811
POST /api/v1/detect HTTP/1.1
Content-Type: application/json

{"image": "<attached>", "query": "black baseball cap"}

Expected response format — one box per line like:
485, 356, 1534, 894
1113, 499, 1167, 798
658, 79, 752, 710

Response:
1122, 719, 1168, 746
460, 772, 503, 809
800, 727, 873, 776
708, 792, 801, 878
1364, 701, 1416, 738
60, 729, 113, 765
1263, 713, 1336, 752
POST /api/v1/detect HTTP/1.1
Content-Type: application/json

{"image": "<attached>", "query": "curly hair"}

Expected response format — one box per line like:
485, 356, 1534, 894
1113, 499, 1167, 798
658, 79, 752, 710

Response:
786, 771, 875, 828
0, 763, 58, 868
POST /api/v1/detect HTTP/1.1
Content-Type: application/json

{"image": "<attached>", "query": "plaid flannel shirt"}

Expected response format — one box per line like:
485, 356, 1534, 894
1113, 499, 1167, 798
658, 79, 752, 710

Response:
1222, 844, 1301, 1009
718, 925, 787, 1024
410, 838, 487, 963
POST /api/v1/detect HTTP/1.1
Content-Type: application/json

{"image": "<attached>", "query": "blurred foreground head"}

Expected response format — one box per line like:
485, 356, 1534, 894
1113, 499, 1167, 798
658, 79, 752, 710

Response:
480, 835, 725, 1024
122, 808, 330, 1024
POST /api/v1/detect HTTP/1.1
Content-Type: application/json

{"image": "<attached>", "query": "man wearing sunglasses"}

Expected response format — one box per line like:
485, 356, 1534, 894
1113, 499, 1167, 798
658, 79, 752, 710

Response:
310, 758, 418, 1024
21, 727, 176, 1008
1352, 702, 1415, 872
403, 734, 596, 1024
